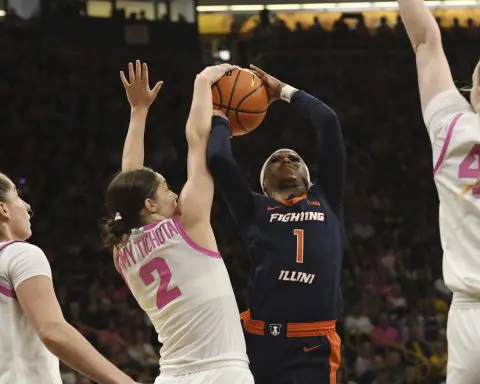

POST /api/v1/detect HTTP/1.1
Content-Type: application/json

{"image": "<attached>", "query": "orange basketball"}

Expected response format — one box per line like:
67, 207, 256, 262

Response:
212, 68, 269, 136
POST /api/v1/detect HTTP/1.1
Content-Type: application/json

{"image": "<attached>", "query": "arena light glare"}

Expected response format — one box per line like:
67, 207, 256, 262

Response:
0, 9, 5, 17
335, 2, 372, 9
230, 4, 264, 11
267, 4, 302, 10
443, 0, 478, 5
196, 0, 480, 13
301, 3, 337, 9
196, 5, 229, 12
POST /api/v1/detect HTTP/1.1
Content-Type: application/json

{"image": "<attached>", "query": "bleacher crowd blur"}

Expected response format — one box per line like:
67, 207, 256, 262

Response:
2, 8, 480, 384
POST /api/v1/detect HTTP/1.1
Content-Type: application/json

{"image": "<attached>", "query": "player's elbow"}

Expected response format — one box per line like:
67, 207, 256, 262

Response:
186, 122, 208, 146
412, 28, 442, 54
37, 320, 69, 347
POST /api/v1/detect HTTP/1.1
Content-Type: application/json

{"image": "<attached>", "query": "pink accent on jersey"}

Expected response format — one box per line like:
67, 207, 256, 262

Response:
172, 217, 221, 259
434, 113, 463, 175
0, 241, 16, 252
139, 257, 182, 309
0, 241, 18, 298
142, 222, 158, 231
0, 283, 15, 298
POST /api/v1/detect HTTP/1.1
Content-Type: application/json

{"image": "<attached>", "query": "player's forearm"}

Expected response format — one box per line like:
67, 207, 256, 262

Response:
397, 0, 441, 50
186, 75, 213, 145
41, 322, 134, 384
291, 91, 346, 213
122, 107, 148, 172
207, 118, 255, 225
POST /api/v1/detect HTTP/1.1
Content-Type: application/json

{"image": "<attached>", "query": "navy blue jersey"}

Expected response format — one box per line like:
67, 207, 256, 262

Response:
207, 91, 346, 323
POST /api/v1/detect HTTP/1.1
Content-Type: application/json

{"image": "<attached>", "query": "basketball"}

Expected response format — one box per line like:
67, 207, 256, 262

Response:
212, 68, 269, 136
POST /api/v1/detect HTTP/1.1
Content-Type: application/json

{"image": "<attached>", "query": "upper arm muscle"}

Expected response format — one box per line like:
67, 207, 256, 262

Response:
415, 42, 456, 112
16, 276, 65, 336
179, 140, 214, 227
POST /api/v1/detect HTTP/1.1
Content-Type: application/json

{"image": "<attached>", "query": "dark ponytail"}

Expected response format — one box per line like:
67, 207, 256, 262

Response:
103, 168, 160, 248
102, 217, 131, 248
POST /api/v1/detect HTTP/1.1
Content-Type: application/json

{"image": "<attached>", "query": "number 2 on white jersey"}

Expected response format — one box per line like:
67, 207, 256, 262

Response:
139, 257, 181, 309
293, 229, 304, 263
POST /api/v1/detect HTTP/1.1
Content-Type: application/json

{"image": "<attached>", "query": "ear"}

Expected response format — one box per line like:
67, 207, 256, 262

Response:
0, 202, 10, 220
144, 198, 157, 214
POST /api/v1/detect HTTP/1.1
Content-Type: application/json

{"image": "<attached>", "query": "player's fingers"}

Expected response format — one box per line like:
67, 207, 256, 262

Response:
128, 62, 135, 84
152, 81, 163, 96
219, 63, 235, 73
143, 62, 149, 86
135, 60, 142, 83
120, 71, 130, 87
250, 64, 266, 76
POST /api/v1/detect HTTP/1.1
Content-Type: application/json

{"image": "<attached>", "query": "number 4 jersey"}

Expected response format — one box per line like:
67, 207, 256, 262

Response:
115, 217, 249, 376
424, 88, 480, 296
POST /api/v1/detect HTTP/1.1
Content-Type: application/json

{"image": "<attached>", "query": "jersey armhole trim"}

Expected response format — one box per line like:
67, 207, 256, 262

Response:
172, 216, 221, 259
0, 283, 15, 298
433, 112, 463, 175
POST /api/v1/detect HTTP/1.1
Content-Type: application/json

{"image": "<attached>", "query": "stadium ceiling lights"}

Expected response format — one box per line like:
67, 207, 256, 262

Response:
0, 10, 5, 17
197, 0, 480, 13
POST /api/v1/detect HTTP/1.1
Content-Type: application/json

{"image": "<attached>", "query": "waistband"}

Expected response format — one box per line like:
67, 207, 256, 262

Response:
241, 309, 336, 338
160, 359, 249, 377
451, 292, 480, 308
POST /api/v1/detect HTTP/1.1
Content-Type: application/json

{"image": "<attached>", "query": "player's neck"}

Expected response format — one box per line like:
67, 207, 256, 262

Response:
0, 227, 15, 242
270, 187, 306, 201
143, 213, 168, 226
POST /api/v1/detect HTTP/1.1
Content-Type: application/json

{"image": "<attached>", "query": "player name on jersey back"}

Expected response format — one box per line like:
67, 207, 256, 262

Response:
117, 220, 177, 272
117, 218, 248, 376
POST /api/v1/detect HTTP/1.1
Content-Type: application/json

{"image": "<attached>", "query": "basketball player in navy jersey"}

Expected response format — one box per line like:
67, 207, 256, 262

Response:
207, 65, 345, 383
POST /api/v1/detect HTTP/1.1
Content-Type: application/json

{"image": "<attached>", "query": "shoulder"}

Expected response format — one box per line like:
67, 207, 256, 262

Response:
2, 242, 46, 262
423, 89, 474, 139
0, 242, 52, 289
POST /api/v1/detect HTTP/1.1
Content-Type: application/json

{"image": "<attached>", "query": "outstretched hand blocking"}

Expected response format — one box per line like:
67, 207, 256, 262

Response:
120, 60, 163, 109
197, 63, 237, 85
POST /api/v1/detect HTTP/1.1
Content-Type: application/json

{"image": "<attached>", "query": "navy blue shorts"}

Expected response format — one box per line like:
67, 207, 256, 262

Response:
244, 322, 341, 384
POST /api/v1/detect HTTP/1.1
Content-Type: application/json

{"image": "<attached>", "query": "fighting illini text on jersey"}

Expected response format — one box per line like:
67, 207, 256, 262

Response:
115, 217, 248, 376
425, 89, 480, 296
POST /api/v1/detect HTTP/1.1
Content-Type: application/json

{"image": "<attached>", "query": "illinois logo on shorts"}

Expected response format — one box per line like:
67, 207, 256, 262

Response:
269, 324, 282, 336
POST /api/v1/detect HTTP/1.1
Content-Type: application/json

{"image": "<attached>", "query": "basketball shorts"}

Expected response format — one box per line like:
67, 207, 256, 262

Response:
245, 331, 341, 384
154, 366, 254, 384
447, 293, 480, 384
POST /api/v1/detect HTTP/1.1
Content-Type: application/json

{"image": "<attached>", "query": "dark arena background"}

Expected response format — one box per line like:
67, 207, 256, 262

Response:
2, 0, 479, 382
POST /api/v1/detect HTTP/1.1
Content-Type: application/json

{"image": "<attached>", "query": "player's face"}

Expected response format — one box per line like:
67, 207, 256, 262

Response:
265, 150, 308, 189
0, 183, 32, 240
152, 174, 178, 218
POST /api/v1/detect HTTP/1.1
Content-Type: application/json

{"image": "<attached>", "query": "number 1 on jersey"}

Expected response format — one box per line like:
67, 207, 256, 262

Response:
139, 257, 181, 310
293, 229, 304, 263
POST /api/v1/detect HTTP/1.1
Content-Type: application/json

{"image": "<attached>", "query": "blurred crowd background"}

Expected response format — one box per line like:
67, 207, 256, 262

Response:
2, 6, 480, 384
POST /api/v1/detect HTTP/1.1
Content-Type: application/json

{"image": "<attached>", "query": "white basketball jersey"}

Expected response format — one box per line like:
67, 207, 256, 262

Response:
117, 217, 248, 376
0, 241, 61, 384
424, 89, 480, 296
